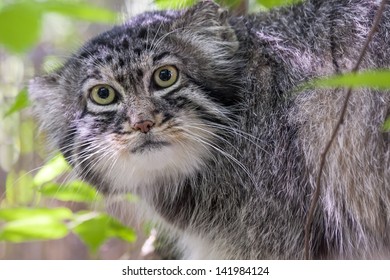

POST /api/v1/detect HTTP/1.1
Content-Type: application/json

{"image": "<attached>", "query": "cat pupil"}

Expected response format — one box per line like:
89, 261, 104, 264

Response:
98, 87, 110, 99
159, 69, 172, 81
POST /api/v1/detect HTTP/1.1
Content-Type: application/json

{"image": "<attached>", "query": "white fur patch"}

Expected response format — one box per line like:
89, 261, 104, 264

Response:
91, 133, 208, 194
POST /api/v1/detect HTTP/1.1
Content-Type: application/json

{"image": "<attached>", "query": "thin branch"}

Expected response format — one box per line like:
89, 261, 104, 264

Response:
229, 0, 248, 16
304, 0, 388, 260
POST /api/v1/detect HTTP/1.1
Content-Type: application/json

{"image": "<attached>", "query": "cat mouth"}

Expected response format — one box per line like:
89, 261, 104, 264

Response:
130, 140, 170, 153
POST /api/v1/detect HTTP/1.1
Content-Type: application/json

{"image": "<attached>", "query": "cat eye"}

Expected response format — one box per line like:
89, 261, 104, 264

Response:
153, 65, 178, 88
90, 85, 117, 105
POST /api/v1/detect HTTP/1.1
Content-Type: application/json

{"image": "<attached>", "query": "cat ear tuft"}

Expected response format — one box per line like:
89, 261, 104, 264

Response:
180, 1, 238, 52
28, 74, 59, 103
28, 74, 68, 148
183, 1, 227, 27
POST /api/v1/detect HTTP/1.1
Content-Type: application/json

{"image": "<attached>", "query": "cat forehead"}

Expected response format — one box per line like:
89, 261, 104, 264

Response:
60, 12, 187, 88
75, 11, 181, 61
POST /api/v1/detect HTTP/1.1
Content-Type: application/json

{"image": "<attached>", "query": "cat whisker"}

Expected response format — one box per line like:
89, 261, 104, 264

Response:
179, 127, 256, 188
182, 123, 244, 157
196, 122, 272, 157
148, 20, 165, 52
60, 139, 110, 184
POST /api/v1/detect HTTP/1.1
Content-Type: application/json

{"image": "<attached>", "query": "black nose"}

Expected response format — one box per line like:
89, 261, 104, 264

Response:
133, 120, 154, 133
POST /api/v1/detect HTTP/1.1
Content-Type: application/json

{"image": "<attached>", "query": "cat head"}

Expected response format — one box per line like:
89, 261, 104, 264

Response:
29, 1, 243, 194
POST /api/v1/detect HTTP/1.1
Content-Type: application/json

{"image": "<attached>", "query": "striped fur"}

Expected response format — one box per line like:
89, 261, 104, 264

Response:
29, 0, 390, 259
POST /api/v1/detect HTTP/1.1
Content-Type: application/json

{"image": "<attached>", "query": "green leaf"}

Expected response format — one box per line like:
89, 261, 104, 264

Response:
107, 218, 136, 243
0, 1, 117, 52
5, 170, 35, 206
4, 89, 30, 118
72, 212, 136, 253
0, 208, 72, 242
155, 0, 196, 9
221, 0, 242, 7
257, 0, 304, 8
42, 2, 118, 23
0, 3, 42, 52
310, 70, 390, 89
383, 117, 390, 132
33, 154, 71, 187
0, 216, 69, 242
40, 180, 103, 203
0, 207, 73, 222
72, 213, 111, 253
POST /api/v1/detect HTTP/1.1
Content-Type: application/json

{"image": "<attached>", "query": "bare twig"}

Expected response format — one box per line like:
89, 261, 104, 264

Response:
229, 0, 248, 16
304, 0, 388, 260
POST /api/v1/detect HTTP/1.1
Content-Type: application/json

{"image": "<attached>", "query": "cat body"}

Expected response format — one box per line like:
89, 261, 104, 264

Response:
30, 0, 390, 259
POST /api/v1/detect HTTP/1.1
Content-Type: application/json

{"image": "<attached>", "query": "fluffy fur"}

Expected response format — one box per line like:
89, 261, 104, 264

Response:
29, 0, 390, 259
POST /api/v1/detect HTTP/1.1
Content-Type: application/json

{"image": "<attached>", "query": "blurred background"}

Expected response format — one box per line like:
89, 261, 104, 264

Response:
0, 0, 296, 260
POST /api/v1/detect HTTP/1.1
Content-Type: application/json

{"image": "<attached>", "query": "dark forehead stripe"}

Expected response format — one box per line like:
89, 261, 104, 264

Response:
104, 54, 113, 63
137, 28, 148, 39
121, 38, 129, 49
136, 69, 144, 78
80, 72, 103, 85
153, 52, 171, 64
118, 58, 125, 67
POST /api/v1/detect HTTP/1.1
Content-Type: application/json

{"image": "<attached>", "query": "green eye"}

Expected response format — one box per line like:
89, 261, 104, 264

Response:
90, 85, 116, 105
153, 65, 178, 88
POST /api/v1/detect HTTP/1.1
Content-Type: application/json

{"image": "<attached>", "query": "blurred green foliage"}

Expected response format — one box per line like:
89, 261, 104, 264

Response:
310, 69, 390, 89
155, 0, 304, 10
73, 211, 136, 253
0, 206, 136, 252
4, 89, 29, 118
0, 0, 117, 53
1, 152, 137, 254
383, 118, 390, 132
257, 0, 304, 8
155, 0, 197, 9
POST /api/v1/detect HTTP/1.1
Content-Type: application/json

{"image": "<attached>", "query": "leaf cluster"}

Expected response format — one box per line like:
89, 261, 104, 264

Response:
1, 154, 136, 254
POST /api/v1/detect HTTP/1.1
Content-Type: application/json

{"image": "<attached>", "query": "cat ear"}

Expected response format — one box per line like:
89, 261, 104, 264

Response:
28, 74, 60, 113
180, 1, 238, 51
28, 74, 70, 148
184, 1, 228, 27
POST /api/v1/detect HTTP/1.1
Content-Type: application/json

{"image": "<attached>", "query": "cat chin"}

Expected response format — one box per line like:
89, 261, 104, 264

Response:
95, 142, 207, 193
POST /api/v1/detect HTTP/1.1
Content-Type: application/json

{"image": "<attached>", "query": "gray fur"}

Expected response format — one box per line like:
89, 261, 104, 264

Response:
29, 0, 390, 259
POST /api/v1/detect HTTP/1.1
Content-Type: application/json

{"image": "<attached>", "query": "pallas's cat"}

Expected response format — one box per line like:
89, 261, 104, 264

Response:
29, 0, 390, 259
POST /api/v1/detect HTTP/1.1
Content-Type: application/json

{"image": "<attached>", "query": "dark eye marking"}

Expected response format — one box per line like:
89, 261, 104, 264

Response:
136, 69, 144, 78
118, 58, 125, 67
153, 52, 171, 64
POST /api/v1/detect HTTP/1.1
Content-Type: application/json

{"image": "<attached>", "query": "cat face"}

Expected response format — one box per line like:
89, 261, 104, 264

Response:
29, 2, 242, 193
